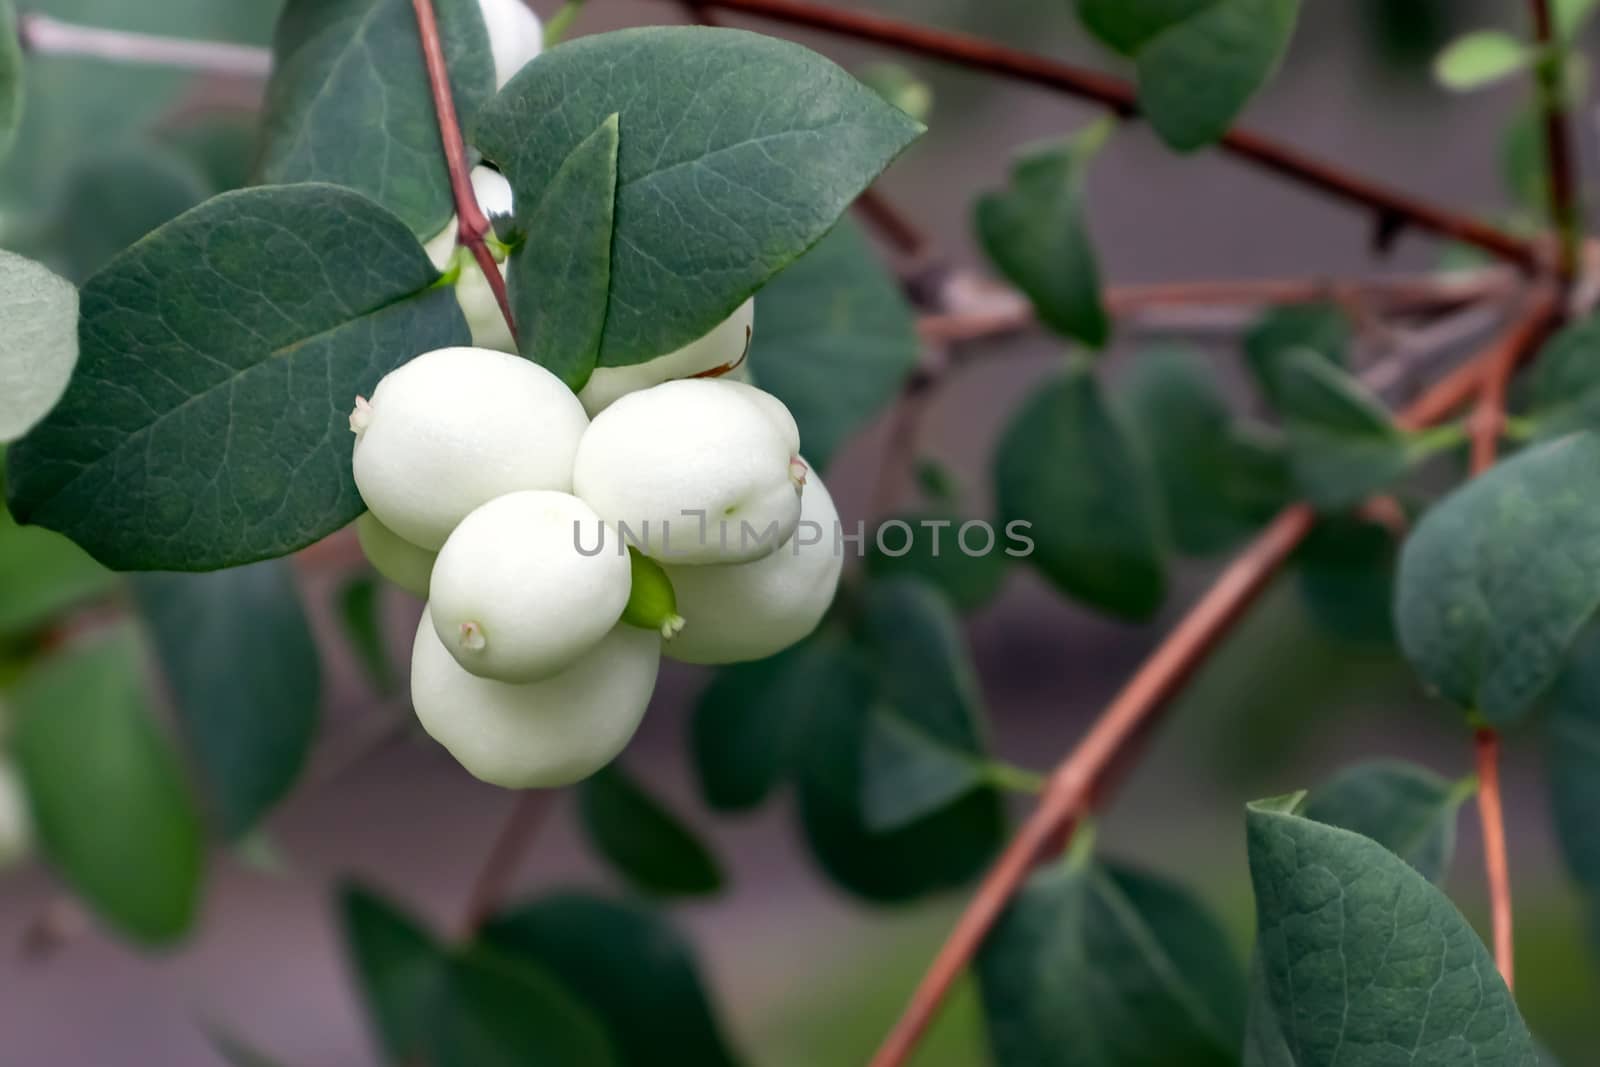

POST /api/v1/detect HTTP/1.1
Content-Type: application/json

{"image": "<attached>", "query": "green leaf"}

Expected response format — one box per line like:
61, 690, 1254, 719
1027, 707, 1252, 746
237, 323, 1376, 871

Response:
0, 0, 22, 163
994, 363, 1167, 620
1526, 315, 1600, 439
749, 217, 919, 472
132, 562, 321, 839
1117, 347, 1290, 556
1556, 0, 1600, 38
1246, 801, 1538, 1065
576, 763, 723, 898
510, 114, 618, 391
857, 62, 934, 123
977, 859, 1246, 1066
976, 123, 1110, 348
12, 627, 205, 945
474, 26, 923, 366
864, 510, 1010, 613
1076, 0, 1214, 55
1275, 348, 1417, 510
860, 707, 988, 833
341, 885, 616, 1067
1302, 760, 1469, 883
1396, 432, 1600, 725
0, 250, 78, 444
1243, 302, 1350, 407
1544, 625, 1600, 930
0, 507, 118, 639
260, 0, 494, 237
1292, 515, 1396, 643
481, 893, 744, 1067
6, 184, 469, 572
1134, 0, 1301, 151
337, 575, 398, 696
1434, 31, 1532, 92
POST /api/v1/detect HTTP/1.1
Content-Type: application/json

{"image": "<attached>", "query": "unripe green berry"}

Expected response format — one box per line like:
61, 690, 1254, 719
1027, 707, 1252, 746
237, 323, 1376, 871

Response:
622, 548, 686, 639
355, 512, 436, 598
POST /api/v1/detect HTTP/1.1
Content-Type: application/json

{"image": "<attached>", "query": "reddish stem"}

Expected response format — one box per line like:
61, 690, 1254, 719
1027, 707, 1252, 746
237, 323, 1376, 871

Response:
458, 791, 552, 936
1475, 728, 1515, 989
410, 0, 519, 344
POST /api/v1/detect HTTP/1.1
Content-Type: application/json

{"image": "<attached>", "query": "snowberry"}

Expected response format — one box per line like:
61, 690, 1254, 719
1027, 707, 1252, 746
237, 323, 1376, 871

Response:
664, 467, 842, 664
411, 606, 659, 789
572, 379, 805, 565
355, 512, 436, 598
429, 491, 631, 682
423, 166, 516, 354
0, 759, 31, 869
578, 299, 755, 416
350, 346, 588, 550
476, 0, 543, 89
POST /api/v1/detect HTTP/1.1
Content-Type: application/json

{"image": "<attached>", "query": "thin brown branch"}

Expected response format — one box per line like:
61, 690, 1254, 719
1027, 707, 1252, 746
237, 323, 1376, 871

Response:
1474, 728, 1515, 989
16, 13, 272, 77
1468, 288, 1558, 470
866, 331, 1526, 1067
674, 0, 1543, 270
458, 791, 553, 937
854, 188, 932, 259
411, 0, 519, 345
1528, 0, 1582, 281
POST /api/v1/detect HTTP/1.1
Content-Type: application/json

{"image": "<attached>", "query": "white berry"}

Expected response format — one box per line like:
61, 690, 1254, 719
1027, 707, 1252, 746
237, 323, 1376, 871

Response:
665, 467, 843, 664
411, 607, 659, 788
476, 0, 543, 89
423, 166, 517, 354
578, 299, 755, 416
351, 347, 588, 550
572, 379, 804, 565
430, 491, 631, 682
356, 512, 437, 598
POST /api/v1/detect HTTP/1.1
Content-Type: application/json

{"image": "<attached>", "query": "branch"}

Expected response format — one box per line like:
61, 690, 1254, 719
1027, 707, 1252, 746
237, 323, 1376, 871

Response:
16, 13, 272, 77
1469, 288, 1558, 471
410, 0, 519, 344
866, 328, 1526, 1067
1528, 0, 1582, 282
669, 0, 1543, 271
458, 791, 553, 936
1475, 728, 1515, 989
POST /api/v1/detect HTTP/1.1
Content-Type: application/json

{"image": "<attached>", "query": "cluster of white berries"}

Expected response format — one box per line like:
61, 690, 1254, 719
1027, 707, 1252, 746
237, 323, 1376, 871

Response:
350, 339, 842, 788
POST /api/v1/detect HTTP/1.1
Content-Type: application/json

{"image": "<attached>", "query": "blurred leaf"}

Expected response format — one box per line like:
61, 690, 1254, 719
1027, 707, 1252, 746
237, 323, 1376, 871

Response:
1275, 349, 1419, 510
1434, 31, 1531, 91
0, 250, 77, 444
994, 363, 1167, 620
341, 885, 616, 1067
1117, 347, 1290, 556
1396, 433, 1600, 725
5, 184, 468, 571
865, 511, 1009, 613
860, 708, 989, 833
976, 122, 1110, 347
132, 562, 320, 839
42, 144, 211, 283
0, 483, 117, 639
1247, 801, 1536, 1064
1526, 314, 1600, 438
1545, 625, 1600, 942
1557, 0, 1600, 38
1076, 0, 1213, 54
12, 627, 205, 945
157, 114, 261, 194
481, 893, 744, 1067
337, 575, 397, 696
1502, 106, 1547, 215
750, 217, 920, 472
1358, 0, 1453, 67
1302, 760, 1469, 882
205, 1024, 293, 1067
260, 0, 493, 238
577, 764, 723, 898
977, 858, 1246, 1066
1292, 514, 1396, 643
858, 62, 934, 122
475, 26, 923, 367
510, 114, 617, 391
1243, 302, 1350, 406
0, 0, 21, 163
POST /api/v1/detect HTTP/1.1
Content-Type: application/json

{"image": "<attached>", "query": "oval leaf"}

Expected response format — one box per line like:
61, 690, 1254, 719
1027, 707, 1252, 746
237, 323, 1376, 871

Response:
5, 183, 469, 572
1301, 760, 1469, 884
0, 250, 78, 444
1435, 31, 1531, 92
1276, 348, 1417, 510
577, 763, 723, 898
0, 0, 21, 162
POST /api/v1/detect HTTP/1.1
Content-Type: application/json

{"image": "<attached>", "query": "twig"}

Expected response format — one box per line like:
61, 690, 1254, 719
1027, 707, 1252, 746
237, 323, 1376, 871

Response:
1528, 0, 1582, 282
15, 13, 272, 77
866, 333, 1526, 1067
1475, 728, 1515, 989
410, 0, 519, 344
1468, 288, 1558, 470
458, 791, 553, 936
671, 0, 1543, 270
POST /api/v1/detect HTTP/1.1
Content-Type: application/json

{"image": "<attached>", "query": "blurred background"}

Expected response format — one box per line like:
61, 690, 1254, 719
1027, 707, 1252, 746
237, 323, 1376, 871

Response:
2, 0, 1597, 1063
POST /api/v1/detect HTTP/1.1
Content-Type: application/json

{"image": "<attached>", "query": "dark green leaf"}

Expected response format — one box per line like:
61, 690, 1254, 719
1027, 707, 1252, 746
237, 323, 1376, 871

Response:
865, 510, 1009, 613
1293, 514, 1396, 643
1244, 302, 1350, 406
749, 218, 919, 472
977, 859, 1246, 1066
337, 575, 397, 696
481, 893, 744, 1067
1246, 800, 1537, 1065
0, 0, 22, 163
976, 123, 1110, 348
132, 562, 320, 839
1395, 432, 1600, 725
510, 114, 618, 391
1526, 315, 1600, 439
474, 26, 923, 366
1076, 0, 1213, 54
860, 708, 988, 833
1276, 348, 1418, 510
1117, 347, 1290, 556
577, 763, 723, 898
341, 885, 616, 1067
0, 250, 78, 444
1135, 0, 1301, 151
1303, 760, 1469, 883
994, 363, 1167, 620
1544, 625, 1600, 932
158, 113, 260, 194
6, 183, 469, 571
260, 0, 494, 237
12, 627, 205, 945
